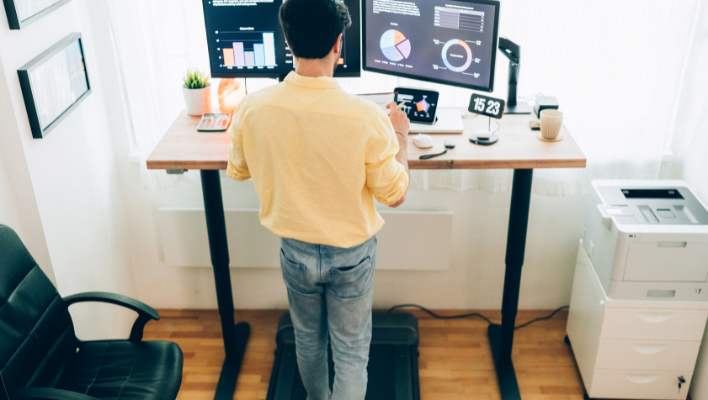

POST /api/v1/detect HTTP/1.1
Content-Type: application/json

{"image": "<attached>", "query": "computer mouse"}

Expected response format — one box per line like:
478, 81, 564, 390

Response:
413, 134, 434, 149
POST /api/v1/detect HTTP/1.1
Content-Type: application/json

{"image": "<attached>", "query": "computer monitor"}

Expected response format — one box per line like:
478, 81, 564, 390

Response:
362, 0, 500, 91
202, 0, 361, 79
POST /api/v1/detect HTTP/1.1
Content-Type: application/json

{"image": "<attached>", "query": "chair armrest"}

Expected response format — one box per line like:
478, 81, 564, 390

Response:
17, 388, 99, 400
63, 292, 160, 341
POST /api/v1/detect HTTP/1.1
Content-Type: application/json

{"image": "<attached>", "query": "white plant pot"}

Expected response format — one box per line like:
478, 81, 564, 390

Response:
183, 86, 212, 116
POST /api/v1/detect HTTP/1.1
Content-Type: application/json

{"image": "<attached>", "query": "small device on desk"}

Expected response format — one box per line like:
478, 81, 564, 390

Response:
533, 95, 560, 117
419, 140, 456, 160
529, 95, 560, 130
394, 87, 439, 125
394, 87, 464, 134
412, 134, 434, 149
197, 113, 232, 132
468, 93, 505, 145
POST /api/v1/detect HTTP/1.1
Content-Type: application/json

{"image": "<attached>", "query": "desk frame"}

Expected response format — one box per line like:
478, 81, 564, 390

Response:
198, 167, 532, 399
490, 168, 533, 399
201, 170, 250, 399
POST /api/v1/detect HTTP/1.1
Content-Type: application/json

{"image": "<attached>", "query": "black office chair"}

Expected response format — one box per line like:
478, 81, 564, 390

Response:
0, 225, 183, 400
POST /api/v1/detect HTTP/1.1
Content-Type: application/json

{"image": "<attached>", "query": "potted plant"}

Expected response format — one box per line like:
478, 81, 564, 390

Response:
183, 70, 211, 116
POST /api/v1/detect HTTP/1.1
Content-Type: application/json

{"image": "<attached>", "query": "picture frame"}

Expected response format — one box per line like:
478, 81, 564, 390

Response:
18, 32, 91, 139
3, 0, 70, 29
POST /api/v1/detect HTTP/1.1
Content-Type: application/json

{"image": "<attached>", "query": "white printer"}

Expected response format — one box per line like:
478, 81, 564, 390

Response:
584, 180, 708, 301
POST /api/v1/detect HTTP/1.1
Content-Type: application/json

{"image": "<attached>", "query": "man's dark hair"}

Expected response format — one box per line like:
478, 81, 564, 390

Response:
279, 0, 352, 59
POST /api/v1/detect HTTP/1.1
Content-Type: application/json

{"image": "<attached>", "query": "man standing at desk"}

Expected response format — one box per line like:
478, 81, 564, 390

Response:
227, 0, 410, 398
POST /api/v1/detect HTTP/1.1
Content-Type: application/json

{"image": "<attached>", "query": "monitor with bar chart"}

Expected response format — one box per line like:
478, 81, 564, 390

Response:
203, 0, 361, 79
203, 0, 283, 78
363, 0, 499, 91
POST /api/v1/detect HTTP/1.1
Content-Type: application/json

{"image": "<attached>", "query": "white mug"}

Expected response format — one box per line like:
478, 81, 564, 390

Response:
540, 109, 563, 141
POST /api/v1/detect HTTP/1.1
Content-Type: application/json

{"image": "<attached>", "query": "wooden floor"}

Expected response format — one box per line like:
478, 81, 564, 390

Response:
143, 309, 586, 400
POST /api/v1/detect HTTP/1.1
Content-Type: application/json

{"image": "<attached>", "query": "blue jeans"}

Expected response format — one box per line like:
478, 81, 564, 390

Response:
280, 236, 377, 400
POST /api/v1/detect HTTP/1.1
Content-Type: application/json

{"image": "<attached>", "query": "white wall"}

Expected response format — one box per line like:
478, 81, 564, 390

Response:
0, 158, 21, 230
0, 91, 22, 232
0, 1, 136, 339
0, 57, 53, 279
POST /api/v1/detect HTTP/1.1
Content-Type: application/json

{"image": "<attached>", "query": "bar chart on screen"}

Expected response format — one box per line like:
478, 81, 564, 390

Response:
218, 30, 277, 70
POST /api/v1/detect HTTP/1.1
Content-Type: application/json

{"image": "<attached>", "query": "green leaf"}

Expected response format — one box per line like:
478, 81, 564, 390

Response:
183, 70, 210, 89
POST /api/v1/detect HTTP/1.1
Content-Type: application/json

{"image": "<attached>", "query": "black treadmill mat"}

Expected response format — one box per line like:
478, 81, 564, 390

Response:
267, 312, 420, 400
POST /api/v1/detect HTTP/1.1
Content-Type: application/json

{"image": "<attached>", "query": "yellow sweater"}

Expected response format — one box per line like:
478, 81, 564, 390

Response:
227, 72, 409, 248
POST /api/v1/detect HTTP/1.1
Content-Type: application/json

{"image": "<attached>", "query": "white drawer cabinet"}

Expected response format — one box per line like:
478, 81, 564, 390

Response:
567, 243, 708, 400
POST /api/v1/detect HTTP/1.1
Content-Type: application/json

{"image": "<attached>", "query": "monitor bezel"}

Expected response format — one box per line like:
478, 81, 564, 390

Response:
361, 0, 500, 92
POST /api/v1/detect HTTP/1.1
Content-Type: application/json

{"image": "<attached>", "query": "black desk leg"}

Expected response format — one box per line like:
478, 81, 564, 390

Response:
200, 170, 251, 400
488, 169, 533, 400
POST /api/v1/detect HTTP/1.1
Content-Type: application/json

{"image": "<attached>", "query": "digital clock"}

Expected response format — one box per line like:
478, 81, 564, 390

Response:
468, 94, 506, 119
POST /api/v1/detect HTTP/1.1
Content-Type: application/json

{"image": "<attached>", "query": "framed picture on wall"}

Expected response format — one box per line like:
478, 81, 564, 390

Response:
18, 32, 91, 139
3, 0, 70, 29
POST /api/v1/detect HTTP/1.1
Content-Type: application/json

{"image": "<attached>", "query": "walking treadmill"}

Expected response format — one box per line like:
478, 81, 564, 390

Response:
266, 312, 420, 400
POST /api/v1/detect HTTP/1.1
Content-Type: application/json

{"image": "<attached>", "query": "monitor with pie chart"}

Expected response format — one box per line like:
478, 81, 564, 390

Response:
363, 0, 499, 91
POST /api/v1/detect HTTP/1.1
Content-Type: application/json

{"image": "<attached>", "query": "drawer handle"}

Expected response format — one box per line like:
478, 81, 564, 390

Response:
632, 344, 667, 355
637, 312, 673, 323
626, 375, 658, 385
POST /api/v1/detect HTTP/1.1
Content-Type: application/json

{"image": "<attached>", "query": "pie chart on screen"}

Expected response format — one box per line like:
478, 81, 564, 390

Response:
380, 29, 412, 62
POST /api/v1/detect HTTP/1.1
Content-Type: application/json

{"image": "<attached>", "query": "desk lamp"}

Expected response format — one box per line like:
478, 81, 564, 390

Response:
498, 37, 532, 115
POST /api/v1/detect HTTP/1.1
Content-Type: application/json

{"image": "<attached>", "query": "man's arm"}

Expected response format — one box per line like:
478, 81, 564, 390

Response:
226, 106, 251, 181
388, 103, 410, 208
364, 103, 410, 208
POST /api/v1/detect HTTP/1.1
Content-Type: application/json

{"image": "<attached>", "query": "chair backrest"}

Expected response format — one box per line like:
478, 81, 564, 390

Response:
0, 225, 77, 400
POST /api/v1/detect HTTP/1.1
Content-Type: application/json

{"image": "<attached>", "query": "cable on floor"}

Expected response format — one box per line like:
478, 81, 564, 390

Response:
386, 304, 569, 330
387, 304, 495, 324
514, 305, 569, 330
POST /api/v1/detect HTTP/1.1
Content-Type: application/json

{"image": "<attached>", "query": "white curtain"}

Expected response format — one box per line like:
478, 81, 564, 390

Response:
669, 2, 708, 186
102, 0, 702, 196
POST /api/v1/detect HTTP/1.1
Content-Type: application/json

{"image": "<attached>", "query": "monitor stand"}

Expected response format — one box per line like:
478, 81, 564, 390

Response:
266, 311, 420, 400
499, 37, 532, 115
505, 102, 532, 115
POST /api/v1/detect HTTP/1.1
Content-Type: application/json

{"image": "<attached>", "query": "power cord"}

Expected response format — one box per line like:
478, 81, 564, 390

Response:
514, 306, 569, 330
387, 304, 495, 324
386, 304, 569, 330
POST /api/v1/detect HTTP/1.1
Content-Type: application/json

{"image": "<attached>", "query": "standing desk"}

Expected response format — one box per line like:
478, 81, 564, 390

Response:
146, 111, 586, 399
